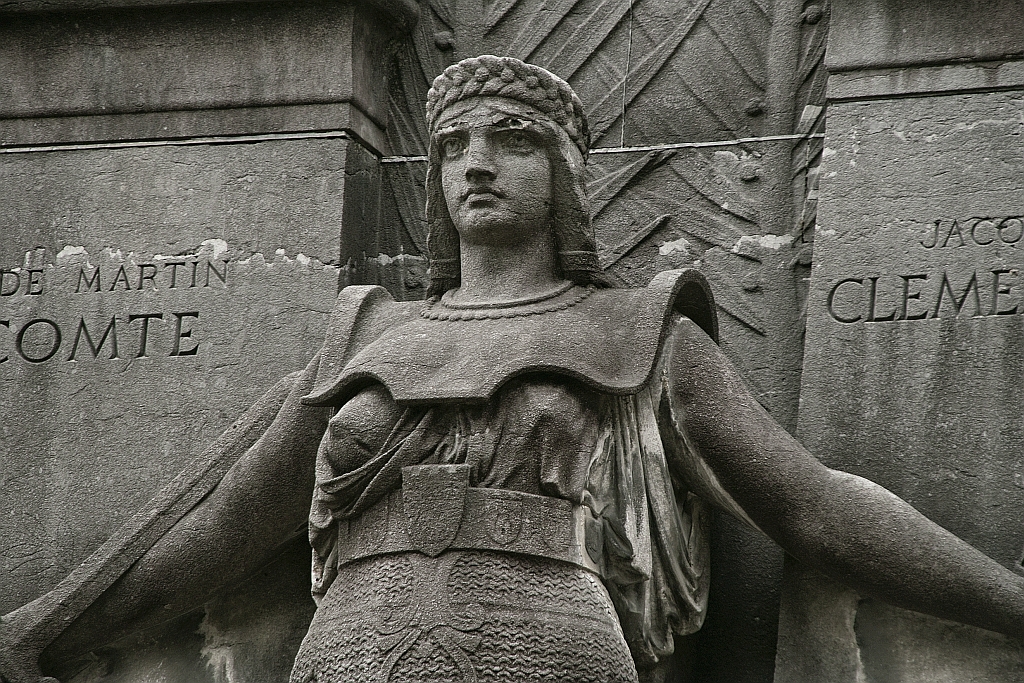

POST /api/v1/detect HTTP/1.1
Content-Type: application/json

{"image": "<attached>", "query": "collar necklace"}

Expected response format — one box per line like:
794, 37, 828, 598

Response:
421, 282, 594, 320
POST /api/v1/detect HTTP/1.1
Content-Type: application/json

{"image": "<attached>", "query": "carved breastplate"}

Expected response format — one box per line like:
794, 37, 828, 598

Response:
301, 268, 718, 408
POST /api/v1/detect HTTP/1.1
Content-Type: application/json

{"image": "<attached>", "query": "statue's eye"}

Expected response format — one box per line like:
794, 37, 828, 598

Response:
501, 130, 534, 152
441, 136, 465, 159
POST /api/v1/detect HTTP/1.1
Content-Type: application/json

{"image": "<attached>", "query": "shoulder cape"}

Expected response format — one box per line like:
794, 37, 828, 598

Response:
302, 269, 717, 406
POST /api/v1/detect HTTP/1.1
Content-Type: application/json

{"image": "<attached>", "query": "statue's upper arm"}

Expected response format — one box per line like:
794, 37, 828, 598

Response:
660, 316, 835, 541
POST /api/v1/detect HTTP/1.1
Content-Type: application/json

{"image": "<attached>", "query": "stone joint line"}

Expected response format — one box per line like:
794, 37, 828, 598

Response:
380, 133, 826, 163
0, 130, 351, 155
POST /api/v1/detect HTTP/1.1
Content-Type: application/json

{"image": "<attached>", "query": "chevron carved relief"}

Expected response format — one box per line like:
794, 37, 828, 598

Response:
379, 0, 827, 338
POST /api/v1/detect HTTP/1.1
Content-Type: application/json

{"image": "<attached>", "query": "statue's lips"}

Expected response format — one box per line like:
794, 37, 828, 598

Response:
462, 189, 506, 203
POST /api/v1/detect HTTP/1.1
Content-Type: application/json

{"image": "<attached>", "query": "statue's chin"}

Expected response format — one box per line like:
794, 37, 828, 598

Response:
455, 209, 550, 248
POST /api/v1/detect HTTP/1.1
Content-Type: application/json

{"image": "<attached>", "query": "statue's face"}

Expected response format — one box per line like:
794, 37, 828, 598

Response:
435, 97, 554, 246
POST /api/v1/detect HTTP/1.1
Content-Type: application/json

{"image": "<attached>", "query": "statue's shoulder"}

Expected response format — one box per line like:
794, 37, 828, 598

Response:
613, 268, 718, 344
303, 285, 420, 405
302, 269, 717, 406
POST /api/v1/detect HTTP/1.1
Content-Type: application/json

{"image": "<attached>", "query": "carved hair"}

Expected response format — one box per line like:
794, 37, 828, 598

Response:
426, 55, 590, 156
424, 55, 602, 298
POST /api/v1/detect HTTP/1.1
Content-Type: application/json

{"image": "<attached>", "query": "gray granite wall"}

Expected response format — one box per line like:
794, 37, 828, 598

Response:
1, 2, 406, 680
20, 1, 1022, 682
776, 1, 1024, 680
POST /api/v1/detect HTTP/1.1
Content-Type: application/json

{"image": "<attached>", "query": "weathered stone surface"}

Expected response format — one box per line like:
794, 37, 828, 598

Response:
2, 138, 355, 264
0, 138, 382, 681
12, 46, 1024, 683
32, 2, 1024, 682
854, 599, 1024, 683
804, 90, 1024, 561
773, 559, 860, 683
39, 537, 315, 683
827, 0, 1024, 72
0, 0, 418, 20
0, 238, 338, 614
0, 0, 838, 679
0, 2, 394, 682
0, 1, 400, 151
786, 84, 1024, 682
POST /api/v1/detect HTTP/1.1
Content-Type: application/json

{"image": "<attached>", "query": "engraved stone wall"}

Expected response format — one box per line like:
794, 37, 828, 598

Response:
778, 1, 1024, 679
3, 1, 836, 681
0, 2, 403, 680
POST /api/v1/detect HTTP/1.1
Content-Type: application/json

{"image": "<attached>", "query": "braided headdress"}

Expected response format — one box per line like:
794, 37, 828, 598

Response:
426, 55, 590, 157
424, 55, 600, 297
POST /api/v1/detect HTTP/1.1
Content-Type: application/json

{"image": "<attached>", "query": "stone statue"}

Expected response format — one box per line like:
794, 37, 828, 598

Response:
3, 56, 1024, 683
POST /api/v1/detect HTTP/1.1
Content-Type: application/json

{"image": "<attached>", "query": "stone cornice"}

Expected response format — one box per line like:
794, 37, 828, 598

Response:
0, 0, 419, 32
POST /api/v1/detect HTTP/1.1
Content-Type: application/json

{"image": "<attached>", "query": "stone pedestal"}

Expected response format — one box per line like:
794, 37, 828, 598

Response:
0, 2, 411, 680
777, 1, 1024, 680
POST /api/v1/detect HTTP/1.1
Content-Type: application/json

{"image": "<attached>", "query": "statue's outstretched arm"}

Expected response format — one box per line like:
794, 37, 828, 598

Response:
0, 354, 329, 682
662, 317, 1024, 639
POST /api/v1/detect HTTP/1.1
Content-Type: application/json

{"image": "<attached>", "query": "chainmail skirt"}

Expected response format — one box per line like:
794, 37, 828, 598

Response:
290, 550, 638, 683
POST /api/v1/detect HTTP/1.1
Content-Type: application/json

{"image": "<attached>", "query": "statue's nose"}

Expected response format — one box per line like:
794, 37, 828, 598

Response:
464, 135, 497, 182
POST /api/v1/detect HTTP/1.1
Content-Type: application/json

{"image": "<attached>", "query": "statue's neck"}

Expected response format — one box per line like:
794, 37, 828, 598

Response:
453, 230, 564, 305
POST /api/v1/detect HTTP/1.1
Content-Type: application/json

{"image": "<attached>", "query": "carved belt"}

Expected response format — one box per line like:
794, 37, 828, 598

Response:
336, 464, 602, 575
